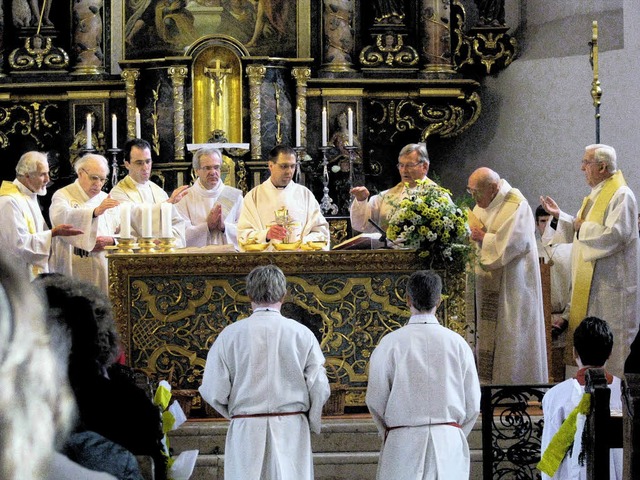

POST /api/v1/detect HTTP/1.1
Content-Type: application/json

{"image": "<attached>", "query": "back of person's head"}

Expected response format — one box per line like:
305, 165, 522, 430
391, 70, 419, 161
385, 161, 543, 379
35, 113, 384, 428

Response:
124, 138, 151, 163
574, 316, 614, 367
15, 150, 48, 177
246, 264, 287, 305
268, 144, 296, 162
406, 270, 442, 312
0, 254, 74, 480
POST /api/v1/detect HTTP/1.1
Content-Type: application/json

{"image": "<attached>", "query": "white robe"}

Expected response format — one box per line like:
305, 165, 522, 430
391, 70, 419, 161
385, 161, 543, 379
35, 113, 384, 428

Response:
49, 180, 119, 293
0, 179, 52, 277
366, 314, 481, 480
474, 179, 548, 384
174, 179, 242, 248
545, 183, 640, 377
237, 180, 329, 250
110, 175, 186, 247
199, 309, 330, 480
541, 375, 622, 480
536, 238, 573, 315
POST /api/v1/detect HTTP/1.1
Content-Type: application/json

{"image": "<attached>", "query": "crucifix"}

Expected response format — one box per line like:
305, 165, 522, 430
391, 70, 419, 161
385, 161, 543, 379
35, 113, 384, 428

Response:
204, 59, 233, 106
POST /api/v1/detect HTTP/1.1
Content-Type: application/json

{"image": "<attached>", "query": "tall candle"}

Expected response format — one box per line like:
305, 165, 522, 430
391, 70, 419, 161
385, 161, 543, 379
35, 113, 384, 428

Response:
295, 107, 301, 147
135, 108, 141, 138
347, 108, 353, 146
119, 202, 131, 239
161, 203, 172, 238
111, 114, 117, 149
321, 107, 327, 147
141, 204, 152, 237
86, 114, 92, 149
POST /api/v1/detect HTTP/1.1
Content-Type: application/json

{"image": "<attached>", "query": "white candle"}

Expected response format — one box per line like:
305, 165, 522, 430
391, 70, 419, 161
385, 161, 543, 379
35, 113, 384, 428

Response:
119, 202, 131, 239
86, 114, 92, 149
322, 107, 328, 147
111, 114, 117, 149
141, 204, 152, 237
135, 108, 141, 138
161, 203, 172, 238
295, 107, 301, 147
347, 108, 353, 146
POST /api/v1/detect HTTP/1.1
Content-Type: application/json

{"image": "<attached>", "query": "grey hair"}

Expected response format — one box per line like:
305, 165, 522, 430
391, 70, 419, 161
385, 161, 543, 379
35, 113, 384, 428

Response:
246, 265, 287, 304
74, 154, 109, 175
192, 148, 223, 170
406, 270, 442, 312
586, 144, 617, 173
398, 143, 429, 164
15, 151, 48, 177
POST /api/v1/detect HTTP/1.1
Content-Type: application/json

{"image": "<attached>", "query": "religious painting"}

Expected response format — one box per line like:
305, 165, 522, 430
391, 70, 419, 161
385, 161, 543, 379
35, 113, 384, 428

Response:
69, 103, 106, 166
124, 0, 298, 59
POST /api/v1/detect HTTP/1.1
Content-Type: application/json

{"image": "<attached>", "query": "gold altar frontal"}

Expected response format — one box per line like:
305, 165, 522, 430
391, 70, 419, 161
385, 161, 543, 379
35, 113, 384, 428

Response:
109, 250, 470, 407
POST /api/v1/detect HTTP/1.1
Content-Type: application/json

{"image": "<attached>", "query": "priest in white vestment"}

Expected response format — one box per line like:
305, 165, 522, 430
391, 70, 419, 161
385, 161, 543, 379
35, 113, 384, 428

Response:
237, 145, 329, 250
49, 154, 120, 293
199, 265, 330, 480
0, 151, 82, 278
110, 138, 187, 246
175, 148, 243, 248
541, 144, 640, 378
366, 270, 481, 480
468, 167, 548, 384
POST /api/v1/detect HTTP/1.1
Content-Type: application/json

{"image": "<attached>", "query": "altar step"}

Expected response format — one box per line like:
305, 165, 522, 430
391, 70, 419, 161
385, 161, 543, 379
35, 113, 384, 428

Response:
168, 415, 483, 480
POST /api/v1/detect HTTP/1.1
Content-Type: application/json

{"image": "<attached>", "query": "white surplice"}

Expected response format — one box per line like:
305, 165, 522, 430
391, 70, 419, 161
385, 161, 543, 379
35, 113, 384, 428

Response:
237, 179, 329, 250
0, 179, 52, 277
110, 175, 185, 247
366, 313, 481, 480
541, 374, 622, 480
49, 180, 119, 293
473, 179, 548, 384
536, 238, 573, 315
174, 179, 242, 248
199, 309, 330, 480
545, 183, 640, 377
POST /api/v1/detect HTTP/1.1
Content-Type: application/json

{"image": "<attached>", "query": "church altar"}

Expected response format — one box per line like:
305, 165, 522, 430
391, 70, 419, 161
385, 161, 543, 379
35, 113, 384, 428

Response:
108, 250, 471, 407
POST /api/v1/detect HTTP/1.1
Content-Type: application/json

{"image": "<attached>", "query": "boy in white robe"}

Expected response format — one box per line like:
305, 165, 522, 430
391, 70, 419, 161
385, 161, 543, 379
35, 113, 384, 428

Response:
199, 265, 330, 480
366, 270, 481, 480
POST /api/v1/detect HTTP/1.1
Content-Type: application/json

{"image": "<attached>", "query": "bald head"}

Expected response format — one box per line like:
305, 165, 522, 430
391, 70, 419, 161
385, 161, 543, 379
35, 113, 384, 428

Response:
468, 167, 501, 208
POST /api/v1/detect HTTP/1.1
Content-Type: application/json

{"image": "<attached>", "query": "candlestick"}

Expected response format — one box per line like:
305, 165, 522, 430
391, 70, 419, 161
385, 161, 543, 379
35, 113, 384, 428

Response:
318, 146, 338, 216
119, 202, 131, 239
111, 114, 117, 149
322, 107, 328, 147
295, 107, 301, 147
86, 114, 92, 149
141, 204, 152, 237
135, 108, 141, 138
161, 203, 172, 238
347, 108, 353, 146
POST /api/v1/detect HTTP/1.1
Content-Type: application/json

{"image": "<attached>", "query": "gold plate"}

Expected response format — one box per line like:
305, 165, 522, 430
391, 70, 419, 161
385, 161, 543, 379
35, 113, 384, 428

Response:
273, 242, 302, 251
243, 243, 269, 252
300, 241, 327, 251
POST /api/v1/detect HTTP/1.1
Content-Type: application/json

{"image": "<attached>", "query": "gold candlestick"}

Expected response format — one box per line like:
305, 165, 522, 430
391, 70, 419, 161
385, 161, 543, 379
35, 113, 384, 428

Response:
157, 237, 176, 253
138, 237, 157, 253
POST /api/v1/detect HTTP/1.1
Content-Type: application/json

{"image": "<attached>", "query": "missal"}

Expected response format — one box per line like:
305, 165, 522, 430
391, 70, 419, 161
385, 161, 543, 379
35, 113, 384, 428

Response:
332, 232, 384, 250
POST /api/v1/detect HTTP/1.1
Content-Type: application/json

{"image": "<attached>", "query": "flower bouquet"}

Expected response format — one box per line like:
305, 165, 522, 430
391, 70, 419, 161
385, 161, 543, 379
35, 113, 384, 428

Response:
386, 179, 472, 270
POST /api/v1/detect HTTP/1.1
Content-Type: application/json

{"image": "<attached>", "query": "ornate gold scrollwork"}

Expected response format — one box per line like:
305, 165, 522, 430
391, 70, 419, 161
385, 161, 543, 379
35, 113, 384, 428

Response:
9, 35, 69, 71
121, 69, 140, 140
0, 102, 60, 148
360, 33, 419, 68
246, 65, 266, 160
168, 66, 188, 162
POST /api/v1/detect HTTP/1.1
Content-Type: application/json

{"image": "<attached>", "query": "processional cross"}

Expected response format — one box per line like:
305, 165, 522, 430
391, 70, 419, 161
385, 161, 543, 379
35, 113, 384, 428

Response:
589, 21, 602, 144
204, 59, 233, 106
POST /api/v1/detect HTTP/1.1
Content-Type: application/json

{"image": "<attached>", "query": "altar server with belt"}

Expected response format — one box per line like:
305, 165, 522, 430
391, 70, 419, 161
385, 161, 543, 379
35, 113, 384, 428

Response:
541, 144, 640, 378
110, 138, 187, 246
468, 167, 548, 384
49, 154, 120, 293
175, 147, 242, 248
237, 144, 329, 250
366, 270, 481, 480
199, 265, 330, 480
0, 151, 82, 278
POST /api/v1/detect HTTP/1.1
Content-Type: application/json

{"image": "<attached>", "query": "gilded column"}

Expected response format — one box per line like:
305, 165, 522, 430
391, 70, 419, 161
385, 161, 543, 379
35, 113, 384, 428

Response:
419, 0, 456, 76
321, 0, 355, 73
121, 68, 140, 139
246, 64, 266, 160
291, 67, 311, 148
71, 0, 104, 74
168, 66, 188, 162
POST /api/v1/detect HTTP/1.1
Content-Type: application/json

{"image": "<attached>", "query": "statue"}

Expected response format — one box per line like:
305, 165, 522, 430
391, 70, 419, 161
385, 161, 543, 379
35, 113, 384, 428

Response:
373, 0, 404, 24
12, 0, 52, 28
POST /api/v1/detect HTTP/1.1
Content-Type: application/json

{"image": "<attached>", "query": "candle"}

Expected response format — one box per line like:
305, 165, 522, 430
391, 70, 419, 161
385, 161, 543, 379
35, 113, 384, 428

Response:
347, 108, 353, 146
295, 107, 301, 147
135, 108, 141, 138
141, 204, 152, 237
86, 114, 92, 149
161, 203, 172, 238
119, 202, 131, 239
321, 107, 327, 147
111, 114, 117, 149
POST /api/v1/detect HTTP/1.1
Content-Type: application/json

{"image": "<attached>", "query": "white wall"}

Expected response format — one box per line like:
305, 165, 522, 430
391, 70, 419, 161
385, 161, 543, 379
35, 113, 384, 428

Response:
430, 0, 639, 215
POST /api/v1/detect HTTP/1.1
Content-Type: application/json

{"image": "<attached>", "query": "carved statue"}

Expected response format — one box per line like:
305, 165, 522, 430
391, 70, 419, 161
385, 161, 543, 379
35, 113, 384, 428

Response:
373, 0, 405, 24
475, 0, 505, 26
73, 0, 103, 69
12, 0, 51, 28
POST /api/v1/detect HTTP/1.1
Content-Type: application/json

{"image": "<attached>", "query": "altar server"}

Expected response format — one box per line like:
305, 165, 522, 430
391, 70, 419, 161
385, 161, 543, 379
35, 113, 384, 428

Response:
468, 167, 548, 384
175, 147, 242, 248
366, 270, 481, 480
199, 264, 330, 480
541, 144, 640, 378
49, 154, 119, 293
0, 151, 81, 278
237, 144, 329, 250
110, 138, 187, 246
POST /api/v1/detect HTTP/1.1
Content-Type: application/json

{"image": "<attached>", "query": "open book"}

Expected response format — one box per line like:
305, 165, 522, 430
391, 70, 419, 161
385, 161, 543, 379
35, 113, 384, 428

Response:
332, 232, 384, 250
